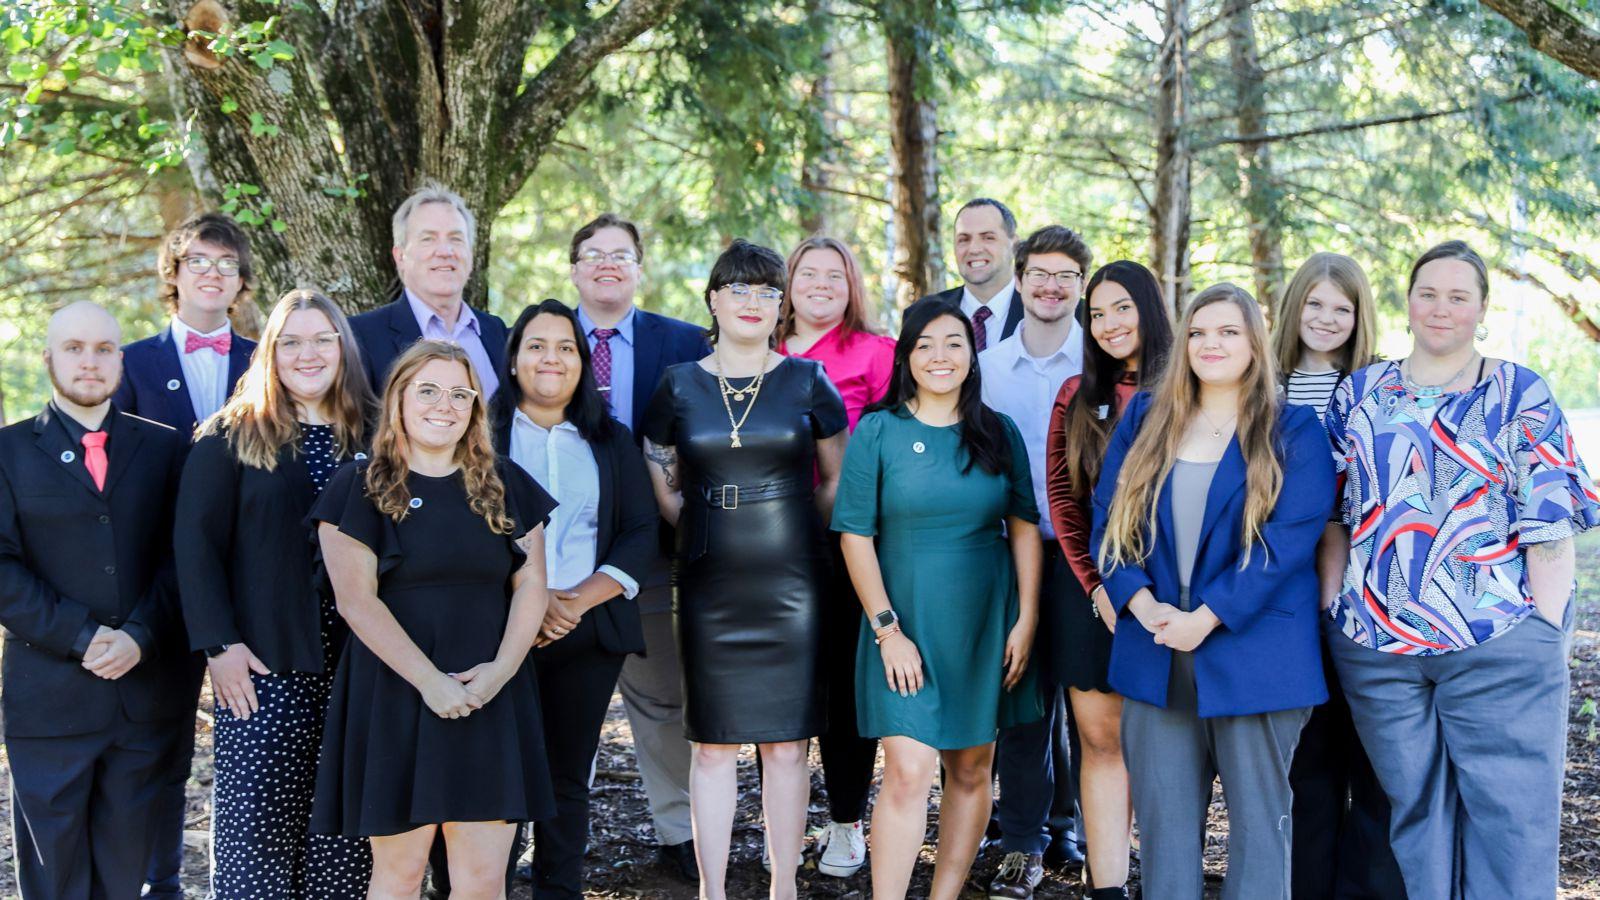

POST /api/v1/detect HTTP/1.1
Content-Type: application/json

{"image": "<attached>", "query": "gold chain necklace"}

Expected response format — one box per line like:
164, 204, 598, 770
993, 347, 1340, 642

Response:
1196, 406, 1237, 439
715, 350, 770, 448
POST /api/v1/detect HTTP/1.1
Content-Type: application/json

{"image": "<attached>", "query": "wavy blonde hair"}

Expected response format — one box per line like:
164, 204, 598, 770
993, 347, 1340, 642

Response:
1270, 252, 1378, 377
1099, 283, 1282, 569
367, 340, 513, 533
198, 289, 371, 467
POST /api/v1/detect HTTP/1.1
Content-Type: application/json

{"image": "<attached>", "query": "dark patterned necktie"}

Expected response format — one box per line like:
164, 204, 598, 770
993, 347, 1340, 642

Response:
972, 306, 993, 352
591, 328, 619, 408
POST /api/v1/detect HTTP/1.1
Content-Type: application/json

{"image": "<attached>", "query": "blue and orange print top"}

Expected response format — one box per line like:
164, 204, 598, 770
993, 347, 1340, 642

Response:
1324, 360, 1599, 655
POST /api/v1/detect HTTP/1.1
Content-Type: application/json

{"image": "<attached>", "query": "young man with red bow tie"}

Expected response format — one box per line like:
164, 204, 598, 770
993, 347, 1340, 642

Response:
111, 212, 258, 897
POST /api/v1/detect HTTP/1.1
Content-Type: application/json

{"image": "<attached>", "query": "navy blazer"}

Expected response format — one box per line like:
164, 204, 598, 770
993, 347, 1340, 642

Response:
0, 407, 192, 737
112, 326, 256, 439
349, 296, 509, 396
492, 416, 659, 655
922, 284, 1024, 344
1090, 393, 1333, 717
624, 309, 711, 436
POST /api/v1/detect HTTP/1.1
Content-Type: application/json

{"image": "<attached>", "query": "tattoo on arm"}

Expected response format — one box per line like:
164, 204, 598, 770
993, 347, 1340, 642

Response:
1529, 538, 1572, 562
646, 443, 679, 490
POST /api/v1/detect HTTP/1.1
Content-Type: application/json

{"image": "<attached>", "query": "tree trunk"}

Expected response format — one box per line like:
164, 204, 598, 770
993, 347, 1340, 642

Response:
165, 0, 685, 313
1224, 0, 1284, 311
1151, 0, 1192, 317
1481, 0, 1600, 82
799, 0, 837, 236
885, 10, 944, 307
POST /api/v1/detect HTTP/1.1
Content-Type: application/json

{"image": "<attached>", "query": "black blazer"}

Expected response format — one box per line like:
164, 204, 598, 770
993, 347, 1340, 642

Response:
922, 284, 1024, 344
492, 416, 658, 655
0, 407, 192, 737
625, 309, 711, 436
175, 429, 365, 674
349, 296, 508, 396
112, 326, 256, 439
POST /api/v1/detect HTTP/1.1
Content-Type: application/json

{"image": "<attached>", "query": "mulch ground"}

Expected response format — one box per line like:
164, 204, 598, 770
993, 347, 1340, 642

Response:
3, 531, 1598, 898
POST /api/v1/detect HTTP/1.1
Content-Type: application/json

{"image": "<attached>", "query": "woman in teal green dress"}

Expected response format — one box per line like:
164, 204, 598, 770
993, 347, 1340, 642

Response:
833, 297, 1044, 900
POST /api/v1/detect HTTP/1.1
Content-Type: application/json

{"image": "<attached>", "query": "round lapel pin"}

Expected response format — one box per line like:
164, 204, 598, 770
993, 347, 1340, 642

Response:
912, 441, 926, 454
166, 379, 181, 391
60, 450, 76, 464
408, 497, 423, 509
354, 452, 368, 460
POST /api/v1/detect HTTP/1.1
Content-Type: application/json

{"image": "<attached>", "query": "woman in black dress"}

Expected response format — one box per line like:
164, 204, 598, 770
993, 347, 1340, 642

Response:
177, 289, 374, 897
641, 240, 848, 900
311, 339, 557, 898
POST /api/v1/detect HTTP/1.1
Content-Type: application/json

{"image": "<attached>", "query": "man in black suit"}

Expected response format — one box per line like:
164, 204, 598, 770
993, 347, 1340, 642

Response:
111, 212, 257, 897
348, 184, 508, 397
920, 197, 1023, 352
0, 302, 191, 899
567, 213, 708, 882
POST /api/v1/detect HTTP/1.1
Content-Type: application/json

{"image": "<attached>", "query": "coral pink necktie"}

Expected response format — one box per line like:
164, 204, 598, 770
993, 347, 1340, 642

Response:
81, 431, 108, 491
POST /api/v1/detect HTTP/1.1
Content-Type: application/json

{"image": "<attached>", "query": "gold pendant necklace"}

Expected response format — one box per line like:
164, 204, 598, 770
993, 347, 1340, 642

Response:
1197, 407, 1237, 439
716, 350, 769, 448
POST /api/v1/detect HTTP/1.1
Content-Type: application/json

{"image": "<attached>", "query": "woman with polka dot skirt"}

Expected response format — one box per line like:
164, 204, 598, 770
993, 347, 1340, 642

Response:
175, 289, 375, 897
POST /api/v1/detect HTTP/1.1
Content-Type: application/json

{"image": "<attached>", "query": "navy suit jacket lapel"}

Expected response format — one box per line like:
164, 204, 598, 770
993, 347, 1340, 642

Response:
155, 327, 197, 434
226, 334, 253, 395
101, 412, 144, 496
1195, 439, 1248, 561
386, 298, 423, 359
33, 408, 100, 496
594, 435, 617, 553
631, 311, 663, 429
474, 308, 506, 376
1002, 289, 1025, 341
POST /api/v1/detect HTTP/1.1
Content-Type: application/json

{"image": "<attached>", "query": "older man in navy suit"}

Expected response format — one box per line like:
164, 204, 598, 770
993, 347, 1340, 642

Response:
348, 184, 508, 398
1, 302, 190, 899
111, 212, 257, 897
919, 198, 1025, 352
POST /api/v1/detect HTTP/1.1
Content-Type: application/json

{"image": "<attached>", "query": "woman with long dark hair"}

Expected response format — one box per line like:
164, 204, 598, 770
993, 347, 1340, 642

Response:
833, 297, 1043, 900
1042, 261, 1171, 899
640, 240, 847, 900
493, 300, 660, 898
1092, 284, 1333, 899
775, 235, 895, 877
177, 289, 374, 897
1322, 241, 1597, 898
310, 340, 558, 898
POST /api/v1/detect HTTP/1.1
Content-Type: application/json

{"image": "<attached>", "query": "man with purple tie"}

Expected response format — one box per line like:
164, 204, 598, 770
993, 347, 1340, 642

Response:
567, 213, 708, 883
1, 303, 190, 899
919, 198, 1023, 352
111, 212, 258, 897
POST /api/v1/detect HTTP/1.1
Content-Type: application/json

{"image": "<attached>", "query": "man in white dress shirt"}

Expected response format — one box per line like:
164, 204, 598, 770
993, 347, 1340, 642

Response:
979, 224, 1092, 899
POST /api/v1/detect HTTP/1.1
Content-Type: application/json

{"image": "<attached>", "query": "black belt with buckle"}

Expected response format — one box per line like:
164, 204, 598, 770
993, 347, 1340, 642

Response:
693, 478, 810, 510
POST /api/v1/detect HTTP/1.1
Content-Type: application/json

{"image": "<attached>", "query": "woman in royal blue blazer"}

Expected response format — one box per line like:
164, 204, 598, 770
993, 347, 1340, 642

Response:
1090, 283, 1333, 900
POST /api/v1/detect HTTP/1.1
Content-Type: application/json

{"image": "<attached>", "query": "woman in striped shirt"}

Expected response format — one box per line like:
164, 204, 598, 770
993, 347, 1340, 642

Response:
1268, 252, 1401, 900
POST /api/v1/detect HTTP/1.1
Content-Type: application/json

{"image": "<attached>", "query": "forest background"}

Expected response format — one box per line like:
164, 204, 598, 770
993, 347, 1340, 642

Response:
1, 0, 1599, 425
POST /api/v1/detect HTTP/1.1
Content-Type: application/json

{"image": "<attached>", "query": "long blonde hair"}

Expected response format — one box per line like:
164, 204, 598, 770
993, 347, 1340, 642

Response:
1099, 283, 1282, 568
366, 340, 513, 533
1271, 252, 1378, 376
198, 288, 371, 468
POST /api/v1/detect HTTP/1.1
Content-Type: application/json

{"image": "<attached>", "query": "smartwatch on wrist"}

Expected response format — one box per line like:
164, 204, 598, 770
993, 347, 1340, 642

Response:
872, 608, 899, 631
203, 644, 231, 658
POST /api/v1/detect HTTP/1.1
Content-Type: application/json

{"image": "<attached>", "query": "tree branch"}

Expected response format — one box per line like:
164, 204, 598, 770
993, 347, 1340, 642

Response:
1200, 91, 1534, 148
1501, 265, 1600, 342
497, 0, 687, 205
1480, 0, 1600, 82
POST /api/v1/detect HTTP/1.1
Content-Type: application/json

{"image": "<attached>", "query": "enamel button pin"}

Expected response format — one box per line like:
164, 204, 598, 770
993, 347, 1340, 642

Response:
60, 450, 75, 464
912, 441, 926, 454
408, 497, 423, 509
166, 379, 181, 391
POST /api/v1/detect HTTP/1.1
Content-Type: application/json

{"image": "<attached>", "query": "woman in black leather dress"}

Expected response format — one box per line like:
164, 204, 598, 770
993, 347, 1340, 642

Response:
641, 240, 847, 900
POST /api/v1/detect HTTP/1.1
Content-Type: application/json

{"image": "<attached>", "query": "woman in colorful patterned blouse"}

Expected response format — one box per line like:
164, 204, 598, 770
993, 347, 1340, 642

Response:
1322, 240, 1599, 900
775, 235, 895, 877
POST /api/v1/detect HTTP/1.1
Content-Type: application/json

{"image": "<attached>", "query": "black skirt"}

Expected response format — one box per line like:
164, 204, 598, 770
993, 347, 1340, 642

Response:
1040, 546, 1115, 694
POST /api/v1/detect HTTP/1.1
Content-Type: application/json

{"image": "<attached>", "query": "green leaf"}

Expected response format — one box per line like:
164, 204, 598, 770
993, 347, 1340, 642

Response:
247, 113, 279, 138
2, 27, 30, 54
95, 51, 121, 74
220, 96, 238, 114
270, 218, 288, 233
265, 39, 295, 60
7, 59, 44, 81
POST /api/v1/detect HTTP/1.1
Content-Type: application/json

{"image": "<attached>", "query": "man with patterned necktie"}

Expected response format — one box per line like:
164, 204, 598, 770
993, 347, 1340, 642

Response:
562, 213, 708, 884
1, 302, 191, 900
919, 198, 1024, 351
112, 212, 258, 898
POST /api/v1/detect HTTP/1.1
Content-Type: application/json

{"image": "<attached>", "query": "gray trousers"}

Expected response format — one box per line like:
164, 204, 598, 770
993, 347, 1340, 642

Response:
1122, 651, 1311, 900
618, 605, 695, 846
1327, 604, 1574, 900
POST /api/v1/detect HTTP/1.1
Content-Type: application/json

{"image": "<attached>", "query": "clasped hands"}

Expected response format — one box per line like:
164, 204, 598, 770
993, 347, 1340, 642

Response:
534, 588, 588, 647
81, 625, 140, 680
1127, 590, 1221, 652
421, 658, 516, 720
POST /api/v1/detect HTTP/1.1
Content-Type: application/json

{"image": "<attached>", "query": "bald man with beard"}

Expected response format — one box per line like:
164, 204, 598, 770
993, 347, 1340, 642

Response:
0, 302, 192, 899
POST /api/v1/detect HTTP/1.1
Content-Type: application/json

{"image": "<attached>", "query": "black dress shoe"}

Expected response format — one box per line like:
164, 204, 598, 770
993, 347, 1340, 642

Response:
1043, 830, 1085, 869
658, 839, 700, 883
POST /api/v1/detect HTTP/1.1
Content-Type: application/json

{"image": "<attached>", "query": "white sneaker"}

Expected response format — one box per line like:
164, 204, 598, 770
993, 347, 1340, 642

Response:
816, 820, 866, 877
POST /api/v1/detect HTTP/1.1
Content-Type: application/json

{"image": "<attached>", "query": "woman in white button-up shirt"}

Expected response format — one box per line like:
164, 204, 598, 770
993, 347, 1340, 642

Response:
492, 299, 661, 898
